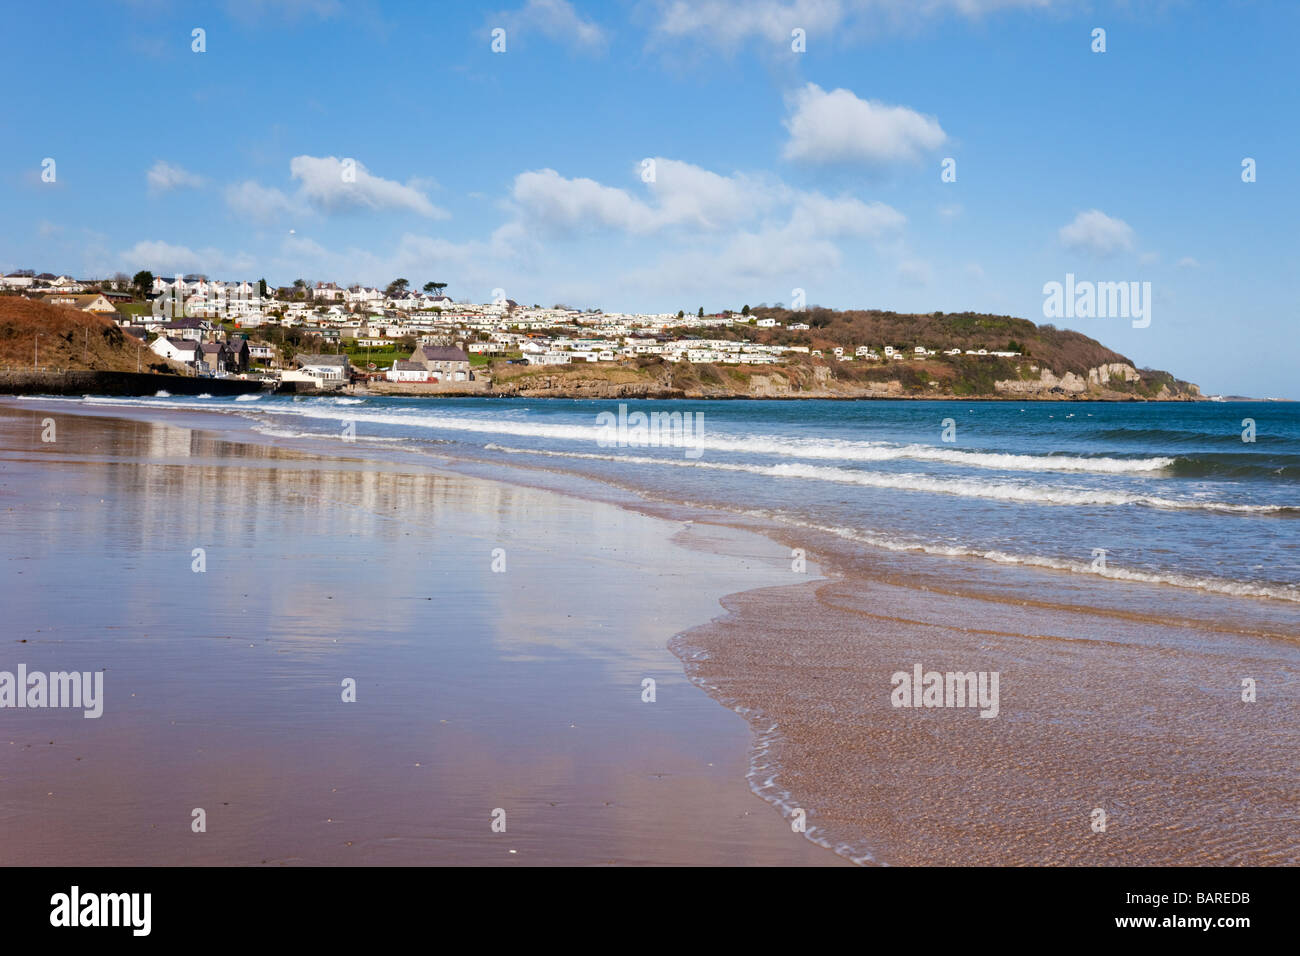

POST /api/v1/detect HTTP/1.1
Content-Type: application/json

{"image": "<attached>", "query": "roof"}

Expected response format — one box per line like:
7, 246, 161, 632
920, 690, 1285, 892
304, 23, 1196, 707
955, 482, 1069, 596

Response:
418, 345, 469, 362
392, 361, 425, 371
295, 353, 349, 366
41, 293, 106, 305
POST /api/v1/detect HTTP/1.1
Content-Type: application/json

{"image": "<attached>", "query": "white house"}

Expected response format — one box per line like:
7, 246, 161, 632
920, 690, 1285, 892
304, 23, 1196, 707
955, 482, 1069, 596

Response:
150, 336, 200, 365
386, 360, 433, 382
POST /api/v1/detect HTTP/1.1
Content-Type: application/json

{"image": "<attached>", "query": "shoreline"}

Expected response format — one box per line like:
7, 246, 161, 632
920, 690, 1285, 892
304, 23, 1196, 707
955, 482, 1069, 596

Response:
362, 387, 1218, 403
671, 573, 1300, 866
5, 397, 1297, 866
0, 401, 842, 865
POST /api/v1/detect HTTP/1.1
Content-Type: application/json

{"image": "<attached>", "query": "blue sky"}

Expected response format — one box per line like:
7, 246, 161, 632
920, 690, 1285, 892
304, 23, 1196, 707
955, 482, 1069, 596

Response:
2, 0, 1297, 396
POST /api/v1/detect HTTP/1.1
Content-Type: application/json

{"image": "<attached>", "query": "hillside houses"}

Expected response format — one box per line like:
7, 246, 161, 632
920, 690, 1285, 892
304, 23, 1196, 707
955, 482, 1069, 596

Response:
7, 265, 1034, 392
408, 344, 471, 382
150, 336, 202, 366
40, 292, 116, 313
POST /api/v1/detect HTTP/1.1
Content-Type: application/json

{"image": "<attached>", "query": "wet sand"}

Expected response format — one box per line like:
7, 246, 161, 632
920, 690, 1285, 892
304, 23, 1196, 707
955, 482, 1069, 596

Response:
4, 398, 1296, 868
0, 405, 839, 865
674, 574, 1300, 865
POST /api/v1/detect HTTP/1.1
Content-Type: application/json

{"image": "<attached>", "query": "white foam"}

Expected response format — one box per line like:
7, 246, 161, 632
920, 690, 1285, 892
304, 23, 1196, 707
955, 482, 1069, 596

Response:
482, 443, 1293, 515
210, 403, 1171, 475
772, 514, 1300, 604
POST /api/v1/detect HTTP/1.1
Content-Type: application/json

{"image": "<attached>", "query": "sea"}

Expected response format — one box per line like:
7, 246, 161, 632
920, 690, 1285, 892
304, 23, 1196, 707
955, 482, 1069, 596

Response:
25, 394, 1300, 626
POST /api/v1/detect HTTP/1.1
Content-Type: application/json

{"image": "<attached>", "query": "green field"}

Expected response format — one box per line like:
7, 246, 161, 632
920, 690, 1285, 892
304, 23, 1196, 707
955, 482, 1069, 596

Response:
344, 344, 407, 370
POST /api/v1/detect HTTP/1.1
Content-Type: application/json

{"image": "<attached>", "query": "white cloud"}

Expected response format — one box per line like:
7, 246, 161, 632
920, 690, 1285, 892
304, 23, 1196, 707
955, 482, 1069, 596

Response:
147, 160, 206, 194
507, 159, 904, 247
159, 156, 908, 310
1058, 209, 1136, 257
645, 159, 785, 228
119, 239, 254, 275
782, 83, 946, 165
509, 161, 778, 235
647, 0, 1053, 51
288, 156, 448, 218
788, 193, 906, 238
1176, 256, 1202, 270
225, 181, 300, 224
223, 157, 447, 222
511, 168, 660, 234
495, 0, 607, 50
650, 0, 845, 50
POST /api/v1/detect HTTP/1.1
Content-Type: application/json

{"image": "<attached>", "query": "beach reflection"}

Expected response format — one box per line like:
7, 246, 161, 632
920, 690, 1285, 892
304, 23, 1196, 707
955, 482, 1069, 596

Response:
0, 406, 838, 865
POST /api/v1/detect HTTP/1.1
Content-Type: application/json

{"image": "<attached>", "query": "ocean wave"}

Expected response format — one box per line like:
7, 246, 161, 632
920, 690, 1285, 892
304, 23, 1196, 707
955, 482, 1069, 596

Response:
234, 393, 263, 402
768, 514, 1300, 604
1091, 425, 1287, 446
245, 423, 410, 445
1166, 455, 1300, 481
218, 403, 1173, 474
482, 443, 1297, 514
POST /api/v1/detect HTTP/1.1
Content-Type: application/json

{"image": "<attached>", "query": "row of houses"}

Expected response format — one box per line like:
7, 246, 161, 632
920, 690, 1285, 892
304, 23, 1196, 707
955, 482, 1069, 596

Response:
0, 272, 88, 292
10, 268, 1030, 378
287, 344, 472, 389
149, 336, 252, 375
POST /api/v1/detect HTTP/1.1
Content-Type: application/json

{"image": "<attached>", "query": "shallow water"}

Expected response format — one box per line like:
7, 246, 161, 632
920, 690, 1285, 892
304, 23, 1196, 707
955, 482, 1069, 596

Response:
32, 395, 1298, 609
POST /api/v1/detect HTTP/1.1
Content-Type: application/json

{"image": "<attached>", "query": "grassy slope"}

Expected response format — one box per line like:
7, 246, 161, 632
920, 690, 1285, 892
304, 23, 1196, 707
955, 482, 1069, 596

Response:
0, 296, 182, 373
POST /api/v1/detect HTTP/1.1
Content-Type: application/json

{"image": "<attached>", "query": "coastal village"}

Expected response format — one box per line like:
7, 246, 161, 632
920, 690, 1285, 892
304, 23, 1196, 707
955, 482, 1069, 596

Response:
0, 269, 1027, 393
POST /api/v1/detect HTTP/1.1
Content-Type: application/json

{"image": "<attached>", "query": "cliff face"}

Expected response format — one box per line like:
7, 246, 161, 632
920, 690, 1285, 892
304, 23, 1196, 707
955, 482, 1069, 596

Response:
995, 362, 1199, 400
483, 356, 1201, 401
996, 362, 1137, 396
485, 304, 1201, 400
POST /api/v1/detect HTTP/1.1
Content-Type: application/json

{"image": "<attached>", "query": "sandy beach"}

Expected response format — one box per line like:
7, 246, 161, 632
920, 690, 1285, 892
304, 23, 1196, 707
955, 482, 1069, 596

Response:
0, 403, 838, 865
3, 398, 1297, 868
674, 572, 1300, 865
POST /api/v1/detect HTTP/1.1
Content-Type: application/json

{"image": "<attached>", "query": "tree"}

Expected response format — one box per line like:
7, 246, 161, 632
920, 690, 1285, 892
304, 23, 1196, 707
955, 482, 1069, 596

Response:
423, 281, 447, 296
385, 278, 410, 298
258, 278, 268, 298
132, 270, 154, 298
741, 304, 750, 316
677, 310, 685, 320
